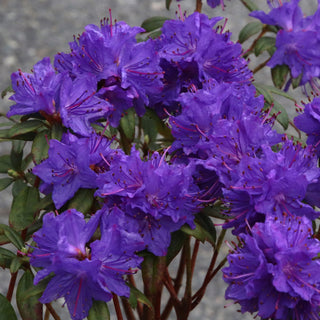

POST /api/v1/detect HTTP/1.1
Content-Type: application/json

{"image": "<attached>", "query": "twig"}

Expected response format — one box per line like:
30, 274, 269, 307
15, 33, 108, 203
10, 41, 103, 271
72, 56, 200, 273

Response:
195, 0, 202, 12
6, 272, 18, 302
121, 297, 136, 320
253, 57, 271, 74
191, 229, 226, 309
113, 294, 124, 320
45, 303, 61, 320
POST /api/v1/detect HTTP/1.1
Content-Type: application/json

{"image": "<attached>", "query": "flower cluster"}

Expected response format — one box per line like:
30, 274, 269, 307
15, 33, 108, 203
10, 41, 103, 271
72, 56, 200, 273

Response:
30, 209, 143, 320
4, 5, 320, 320
250, 0, 320, 90
223, 216, 320, 319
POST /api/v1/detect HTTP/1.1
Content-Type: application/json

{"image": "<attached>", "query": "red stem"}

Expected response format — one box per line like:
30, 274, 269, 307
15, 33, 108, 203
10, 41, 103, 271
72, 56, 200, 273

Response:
113, 294, 124, 320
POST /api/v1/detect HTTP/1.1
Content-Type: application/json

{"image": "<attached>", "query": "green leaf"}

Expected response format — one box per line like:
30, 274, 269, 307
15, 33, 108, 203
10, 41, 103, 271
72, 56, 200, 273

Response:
68, 189, 95, 214
0, 224, 24, 249
1, 84, 13, 99
16, 270, 43, 320
0, 155, 12, 173
147, 30, 163, 39
0, 247, 16, 269
254, 83, 273, 104
120, 108, 135, 141
10, 256, 23, 274
88, 300, 110, 320
271, 100, 289, 130
166, 230, 187, 265
264, 85, 296, 102
10, 185, 40, 231
271, 65, 290, 89
127, 284, 154, 311
50, 123, 63, 141
254, 36, 276, 56
10, 140, 25, 171
240, 0, 260, 11
31, 130, 49, 164
12, 180, 27, 197
195, 213, 216, 245
0, 178, 14, 191
238, 21, 263, 44
166, 0, 172, 10
181, 222, 215, 245
21, 275, 52, 301
141, 16, 169, 33
201, 204, 227, 220
8, 120, 45, 138
0, 293, 18, 320
292, 73, 303, 89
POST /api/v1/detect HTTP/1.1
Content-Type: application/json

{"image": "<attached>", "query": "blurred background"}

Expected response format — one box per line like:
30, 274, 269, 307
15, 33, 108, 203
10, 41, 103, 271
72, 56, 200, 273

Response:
0, 0, 318, 319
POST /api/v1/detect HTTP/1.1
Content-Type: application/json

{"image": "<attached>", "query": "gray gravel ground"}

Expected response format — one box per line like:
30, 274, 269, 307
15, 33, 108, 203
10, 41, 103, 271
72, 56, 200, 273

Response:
0, 0, 318, 319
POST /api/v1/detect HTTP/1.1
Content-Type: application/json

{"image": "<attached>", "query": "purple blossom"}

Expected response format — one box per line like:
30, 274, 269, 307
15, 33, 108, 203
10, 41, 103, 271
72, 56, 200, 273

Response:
221, 141, 320, 234
95, 147, 201, 255
32, 132, 116, 209
30, 209, 143, 320
159, 12, 251, 85
295, 97, 320, 156
250, 0, 303, 31
54, 19, 163, 126
223, 216, 320, 319
251, 0, 320, 88
7, 57, 63, 117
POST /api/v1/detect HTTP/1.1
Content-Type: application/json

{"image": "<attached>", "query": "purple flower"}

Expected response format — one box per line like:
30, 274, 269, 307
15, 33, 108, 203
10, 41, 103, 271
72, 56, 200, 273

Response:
222, 216, 320, 319
159, 12, 251, 85
7, 57, 63, 117
295, 97, 320, 156
59, 74, 113, 136
95, 147, 201, 255
251, 0, 320, 88
32, 132, 115, 209
54, 19, 163, 126
222, 141, 320, 234
30, 209, 143, 320
250, 0, 303, 31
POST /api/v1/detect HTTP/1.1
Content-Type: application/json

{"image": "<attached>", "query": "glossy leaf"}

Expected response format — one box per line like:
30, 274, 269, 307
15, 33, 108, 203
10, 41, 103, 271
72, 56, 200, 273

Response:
0, 293, 18, 320
271, 100, 289, 130
0, 224, 24, 249
195, 213, 216, 244
0, 155, 12, 173
166, 0, 172, 10
16, 270, 43, 320
238, 21, 263, 44
31, 130, 49, 164
271, 64, 290, 89
120, 108, 135, 141
0, 178, 14, 191
240, 0, 260, 11
67, 188, 95, 214
88, 300, 110, 320
10, 140, 25, 171
0, 247, 16, 269
254, 83, 273, 104
254, 36, 276, 56
181, 222, 215, 246
10, 184, 40, 231
166, 230, 187, 265
1, 84, 13, 99
8, 120, 45, 138
10, 256, 22, 274
292, 73, 303, 89
128, 284, 154, 311
141, 16, 169, 32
